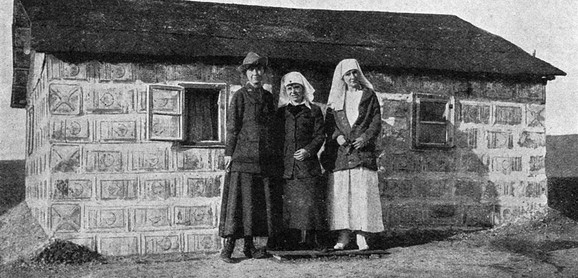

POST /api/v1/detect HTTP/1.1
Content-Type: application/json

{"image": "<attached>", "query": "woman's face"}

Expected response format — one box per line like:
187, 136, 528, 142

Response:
286, 83, 305, 103
246, 65, 265, 87
343, 69, 361, 89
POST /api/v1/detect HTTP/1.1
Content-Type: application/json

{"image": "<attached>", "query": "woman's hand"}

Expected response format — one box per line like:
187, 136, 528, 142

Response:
293, 149, 310, 161
224, 156, 232, 172
336, 135, 347, 146
352, 137, 366, 149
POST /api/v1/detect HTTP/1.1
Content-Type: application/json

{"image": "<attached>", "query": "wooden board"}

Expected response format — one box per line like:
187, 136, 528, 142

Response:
268, 249, 390, 260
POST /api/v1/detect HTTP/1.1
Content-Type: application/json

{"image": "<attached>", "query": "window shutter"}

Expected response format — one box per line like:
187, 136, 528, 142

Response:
147, 85, 185, 141
412, 93, 454, 149
446, 96, 455, 147
27, 106, 34, 155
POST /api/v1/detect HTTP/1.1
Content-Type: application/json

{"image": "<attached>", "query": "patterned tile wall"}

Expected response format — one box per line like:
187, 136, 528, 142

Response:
26, 55, 231, 256
25, 54, 549, 255
375, 72, 547, 227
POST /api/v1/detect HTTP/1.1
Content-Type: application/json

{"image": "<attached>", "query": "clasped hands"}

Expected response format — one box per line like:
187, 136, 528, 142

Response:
336, 135, 366, 149
293, 149, 310, 161
223, 148, 311, 172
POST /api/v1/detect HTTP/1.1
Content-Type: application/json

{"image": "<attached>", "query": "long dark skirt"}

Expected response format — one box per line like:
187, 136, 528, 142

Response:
218, 171, 283, 239
283, 177, 326, 230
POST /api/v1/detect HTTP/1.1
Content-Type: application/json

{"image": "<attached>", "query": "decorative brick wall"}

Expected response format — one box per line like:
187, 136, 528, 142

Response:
25, 54, 548, 256
25, 54, 247, 256
367, 72, 547, 228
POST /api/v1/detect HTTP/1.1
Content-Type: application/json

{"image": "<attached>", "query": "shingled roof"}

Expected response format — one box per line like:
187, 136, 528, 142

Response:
11, 0, 565, 107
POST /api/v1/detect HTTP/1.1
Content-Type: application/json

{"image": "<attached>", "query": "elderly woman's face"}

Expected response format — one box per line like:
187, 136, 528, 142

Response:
246, 65, 265, 87
343, 69, 361, 89
286, 83, 305, 103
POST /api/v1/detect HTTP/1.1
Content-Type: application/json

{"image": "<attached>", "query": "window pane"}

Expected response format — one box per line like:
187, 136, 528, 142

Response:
151, 88, 181, 114
151, 114, 181, 139
418, 123, 447, 144
419, 101, 446, 122
184, 89, 219, 143
148, 85, 184, 141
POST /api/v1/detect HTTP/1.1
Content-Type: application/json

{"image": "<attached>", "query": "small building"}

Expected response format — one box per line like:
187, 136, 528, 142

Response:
11, 0, 565, 256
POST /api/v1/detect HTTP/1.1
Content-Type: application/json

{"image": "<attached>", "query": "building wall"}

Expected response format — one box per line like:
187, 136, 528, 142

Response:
25, 54, 547, 256
24, 54, 250, 256
365, 72, 547, 228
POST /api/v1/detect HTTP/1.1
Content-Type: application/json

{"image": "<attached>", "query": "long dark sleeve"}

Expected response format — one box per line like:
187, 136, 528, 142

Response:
224, 90, 244, 156
320, 107, 338, 171
303, 105, 326, 155
359, 93, 382, 143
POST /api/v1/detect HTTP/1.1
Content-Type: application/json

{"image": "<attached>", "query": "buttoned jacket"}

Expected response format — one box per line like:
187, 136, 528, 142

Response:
324, 87, 381, 171
225, 83, 281, 175
278, 103, 325, 179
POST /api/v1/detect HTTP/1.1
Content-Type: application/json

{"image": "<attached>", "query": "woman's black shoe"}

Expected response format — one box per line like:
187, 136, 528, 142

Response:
220, 238, 237, 263
243, 237, 269, 259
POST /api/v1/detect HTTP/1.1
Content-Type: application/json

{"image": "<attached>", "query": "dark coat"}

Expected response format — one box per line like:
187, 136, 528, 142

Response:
219, 172, 280, 238
279, 103, 325, 179
219, 83, 283, 239
323, 88, 381, 171
224, 83, 281, 176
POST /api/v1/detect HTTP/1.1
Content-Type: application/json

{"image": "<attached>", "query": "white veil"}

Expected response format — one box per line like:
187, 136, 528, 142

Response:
327, 59, 374, 111
278, 71, 316, 108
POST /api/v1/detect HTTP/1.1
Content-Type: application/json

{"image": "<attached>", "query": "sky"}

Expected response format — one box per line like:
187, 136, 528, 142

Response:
0, 0, 576, 160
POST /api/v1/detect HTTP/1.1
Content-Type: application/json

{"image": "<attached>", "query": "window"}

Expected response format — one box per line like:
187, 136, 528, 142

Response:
147, 83, 227, 146
27, 106, 34, 155
411, 93, 455, 149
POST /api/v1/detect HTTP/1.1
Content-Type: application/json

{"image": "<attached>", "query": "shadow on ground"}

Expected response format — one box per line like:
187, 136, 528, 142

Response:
471, 209, 578, 274
278, 226, 486, 253
490, 238, 578, 273
378, 228, 484, 249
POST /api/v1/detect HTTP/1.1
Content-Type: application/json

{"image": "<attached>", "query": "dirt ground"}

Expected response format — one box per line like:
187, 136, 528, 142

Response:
2, 202, 578, 278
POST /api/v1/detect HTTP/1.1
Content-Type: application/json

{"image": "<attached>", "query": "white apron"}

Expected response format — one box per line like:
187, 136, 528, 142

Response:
327, 167, 385, 233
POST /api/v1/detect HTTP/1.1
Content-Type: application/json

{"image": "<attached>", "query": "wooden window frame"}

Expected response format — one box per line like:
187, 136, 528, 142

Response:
146, 83, 228, 148
147, 84, 185, 141
26, 106, 34, 155
178, 82, 228, 148
410, 93, 455, 149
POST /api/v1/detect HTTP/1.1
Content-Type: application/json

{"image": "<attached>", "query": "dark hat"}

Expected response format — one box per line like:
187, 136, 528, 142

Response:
237, 52, 268, 72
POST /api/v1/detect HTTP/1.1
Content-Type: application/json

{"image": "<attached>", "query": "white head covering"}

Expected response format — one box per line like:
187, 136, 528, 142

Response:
278, 71, 315, 108
327, 59, 374, 111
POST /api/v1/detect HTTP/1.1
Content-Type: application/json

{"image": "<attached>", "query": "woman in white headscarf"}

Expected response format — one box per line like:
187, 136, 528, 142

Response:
277, 72, 326, 249
324, 59, 384, 250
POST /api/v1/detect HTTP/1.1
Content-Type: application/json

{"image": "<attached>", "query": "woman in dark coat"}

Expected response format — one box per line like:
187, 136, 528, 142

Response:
218, 52, 283, 262
325, 59, 384, 251
277, 72, 326, 249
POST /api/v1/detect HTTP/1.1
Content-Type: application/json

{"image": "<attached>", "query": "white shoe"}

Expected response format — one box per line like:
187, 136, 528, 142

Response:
356, 234, 369, 251
333, 243, 346, 250
334, 230, 350, 250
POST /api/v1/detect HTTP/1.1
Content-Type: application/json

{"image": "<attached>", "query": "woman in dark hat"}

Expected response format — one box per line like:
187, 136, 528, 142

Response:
218, 52, 283, 262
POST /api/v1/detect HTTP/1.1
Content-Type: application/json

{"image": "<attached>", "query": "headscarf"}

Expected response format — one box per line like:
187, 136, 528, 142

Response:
278, 71, 315, 108
327, 59, 374, 111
